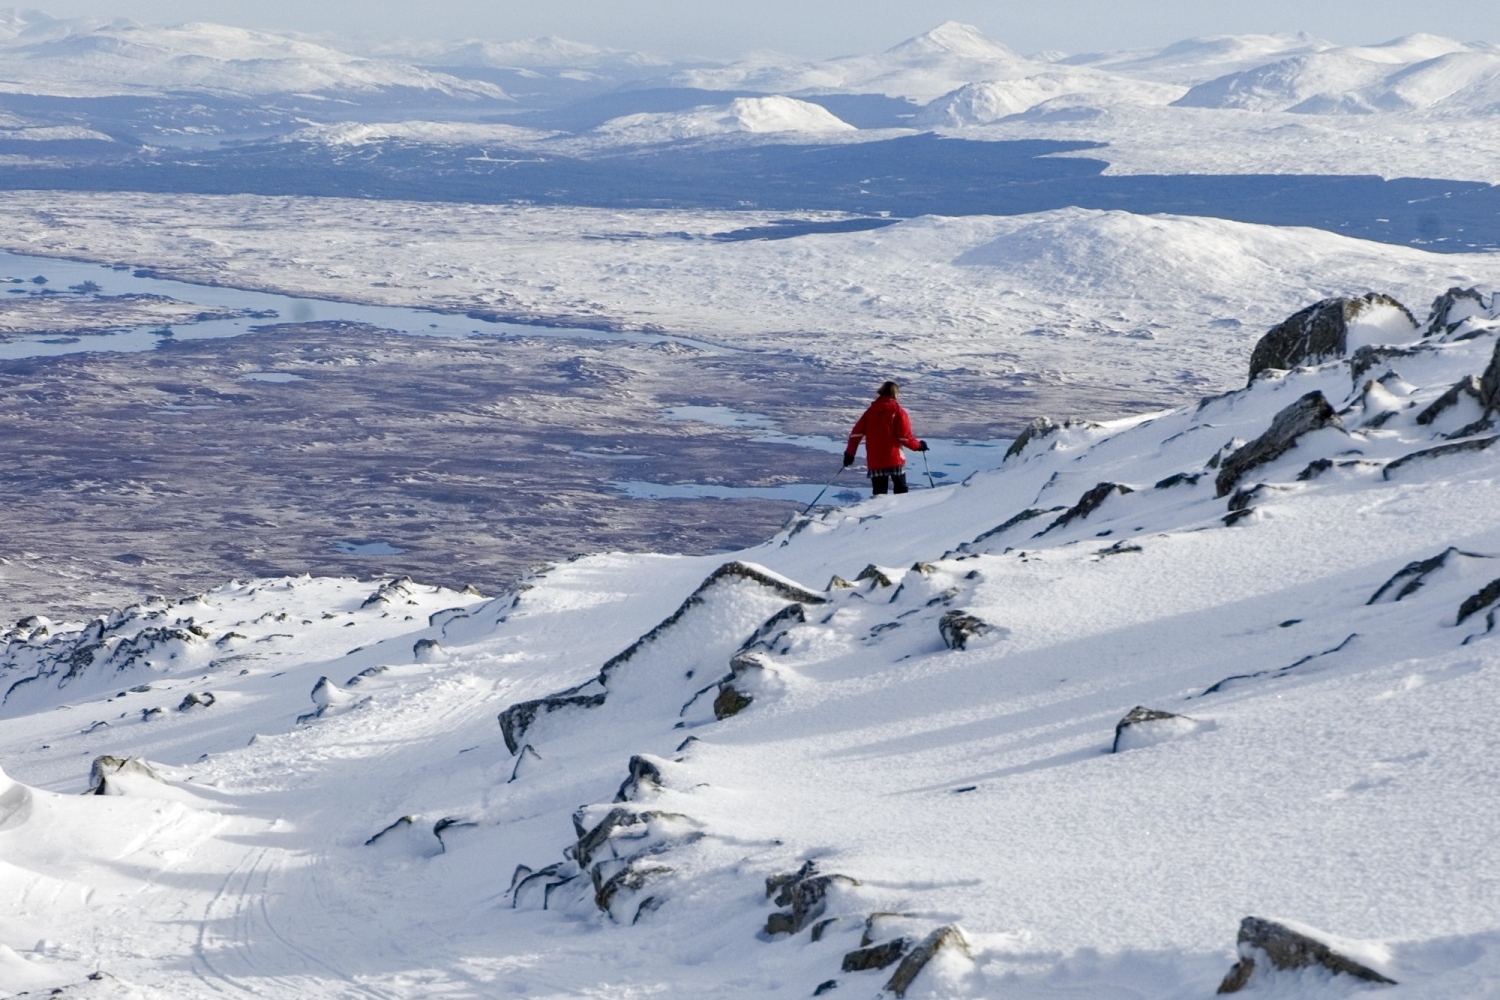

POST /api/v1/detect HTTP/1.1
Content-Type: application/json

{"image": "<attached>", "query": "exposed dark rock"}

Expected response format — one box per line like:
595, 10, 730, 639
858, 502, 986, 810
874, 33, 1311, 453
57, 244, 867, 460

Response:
1350, 345, 1424, 383
965, 506, 1063, 549
1425, 286, 1489, 337
1217, 916, 1396, 993
939, 610, 993, 651
595, 861, 672, 913
713, 685, 754, 719
1004, 416, 1059, 459
813, 980, 839, 996
884, 926, 971, 998
841, 938, 908, 972
364, 814, 416, 846
827, 575, 854, 589
1094, 540, 1143, 558
1457, 578, 1500, 626
1417, 375, 1484, 425
177, 691, 215, 711
1297, 458, 1334, 481
1153, 472, 1201, 489
1200, 634, 1358, 696
1112, 706, 1194, 753
498, 688, 608, 754
412, 637, 441, 661
614, 755, 664, 802
1037, 482, 1134, 535
1249, 294, 1415, 381
764, 862, 860, 937
1215, 392, 1344, 497
508, 744, 541, 783
855, 564, 894, 588
1368, 547, 1490, 604
1383, 435, 1500, 480
1479, 337, 1500, 411
433, 816, 477, 852
88, 755, 161, 795
346, 664, 389, 686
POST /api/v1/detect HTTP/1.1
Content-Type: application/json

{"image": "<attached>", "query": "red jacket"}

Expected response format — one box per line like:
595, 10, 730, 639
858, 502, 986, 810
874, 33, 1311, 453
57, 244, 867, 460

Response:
847, 396, 922, 470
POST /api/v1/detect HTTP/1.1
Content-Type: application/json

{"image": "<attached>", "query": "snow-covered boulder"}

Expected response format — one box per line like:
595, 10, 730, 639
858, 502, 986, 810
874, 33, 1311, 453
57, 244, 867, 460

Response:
1111, 706, 1206, 752
88, 755, 162, 795
1218, 916, 1396, 992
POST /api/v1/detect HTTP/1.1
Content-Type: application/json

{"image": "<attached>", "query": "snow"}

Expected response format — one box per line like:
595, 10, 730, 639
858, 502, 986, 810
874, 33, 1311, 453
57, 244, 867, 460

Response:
3, 193, 1495, 408
4, 284, 1500, 995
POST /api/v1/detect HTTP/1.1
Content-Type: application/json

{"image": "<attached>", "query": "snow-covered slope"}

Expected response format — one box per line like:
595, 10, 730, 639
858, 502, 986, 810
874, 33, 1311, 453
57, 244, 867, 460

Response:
0, 11, 508, 98
1176, 34, 1500, 114
4, 286, 1500, 996
915, 72, 1181, 125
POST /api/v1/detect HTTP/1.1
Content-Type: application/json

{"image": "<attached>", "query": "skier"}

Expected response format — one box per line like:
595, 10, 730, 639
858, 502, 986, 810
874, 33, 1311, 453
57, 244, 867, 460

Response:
843, 380, 928, 495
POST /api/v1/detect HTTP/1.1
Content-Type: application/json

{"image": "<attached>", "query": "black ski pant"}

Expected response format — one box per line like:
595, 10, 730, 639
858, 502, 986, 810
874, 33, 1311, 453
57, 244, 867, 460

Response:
871, 472, 908, 495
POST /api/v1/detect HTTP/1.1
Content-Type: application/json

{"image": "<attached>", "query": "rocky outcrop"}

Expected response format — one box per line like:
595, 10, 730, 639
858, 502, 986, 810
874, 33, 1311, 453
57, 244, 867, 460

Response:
176, 691, 215, 711
939, 610, 993, 651
1415, 375, 1484, 425
88, 755, 162, 795
841, 938, 907, 972
1217, 917, 1396, 993
1383, 435, 1500, 480
498, 686, 607, 754
1425, 286, 1490, 337
296, 675, 367, 724
613, 755, 664, 802
764, 862, 860, 936
1248, 294, 1415, 381
884, 925, 971, 998
1037, 482, 1134, 534
1215, 392, 1344, 497
1004, 416, 1059, 459
1456, 577, 1500, 627
412, 638, 441, 662
1368, 547, 1490, 604
362, 576, 417, 608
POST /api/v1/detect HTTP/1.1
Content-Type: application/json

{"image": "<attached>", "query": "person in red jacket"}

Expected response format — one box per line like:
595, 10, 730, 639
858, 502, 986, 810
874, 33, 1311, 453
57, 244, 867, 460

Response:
844, 380, 928, 495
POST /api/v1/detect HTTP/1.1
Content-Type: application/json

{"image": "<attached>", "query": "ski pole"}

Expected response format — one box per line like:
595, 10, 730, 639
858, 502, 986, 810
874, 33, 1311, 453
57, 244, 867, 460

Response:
922, 449, 936, 489
801, 465, 845, 515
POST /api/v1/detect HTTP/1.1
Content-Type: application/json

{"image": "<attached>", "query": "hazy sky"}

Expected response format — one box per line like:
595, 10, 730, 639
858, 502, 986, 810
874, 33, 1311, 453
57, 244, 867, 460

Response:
26, 0, 1500, 58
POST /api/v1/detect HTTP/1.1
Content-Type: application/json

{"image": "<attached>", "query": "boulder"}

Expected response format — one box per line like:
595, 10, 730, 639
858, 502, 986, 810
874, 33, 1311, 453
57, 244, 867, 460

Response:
613, 755, 665, 802
1456, 577, 1500, 627
1112, 706, 1203, 753
1382, 435, 1500, 481
88, 755, 162, 795
884, 925, 971, 998
1248, 294, 1415, 381
1217, 916, 1396, 993
176, 691, 215, 711
508, 744, 542, 783
412, 638, 442, 662
1215, 392, 1344, 497
1424, 286, 1490, 337
841, 938, 908, 972
939, 610, 993, 651
1415, 375, 1484, 426
1004, 416, 1059, 459
362, 576, 417, 608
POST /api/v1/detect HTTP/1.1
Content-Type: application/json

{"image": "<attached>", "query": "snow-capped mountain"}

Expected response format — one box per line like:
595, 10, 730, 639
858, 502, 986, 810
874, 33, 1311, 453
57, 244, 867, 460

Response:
915, 72, 1181, 126
589, 96, 856, 144
0, 10, 508, 98
3, 283, 1500, 996
1176, 34, 1500, 114
667, 21, 1038, 102
1055, 32, 1334, 84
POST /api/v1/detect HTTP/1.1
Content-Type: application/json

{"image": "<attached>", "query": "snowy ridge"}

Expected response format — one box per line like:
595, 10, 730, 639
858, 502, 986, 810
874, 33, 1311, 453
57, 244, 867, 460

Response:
4, 286, 1500, 994
0, 11, 509, 98
590, 96, 856, 142
1176, 34, 1500, 114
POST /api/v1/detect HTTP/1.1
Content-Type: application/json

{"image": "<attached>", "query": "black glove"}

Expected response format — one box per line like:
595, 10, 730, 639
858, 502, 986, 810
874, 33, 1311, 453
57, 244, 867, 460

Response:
916, 441, 929, 452
842, 452, 855, 467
